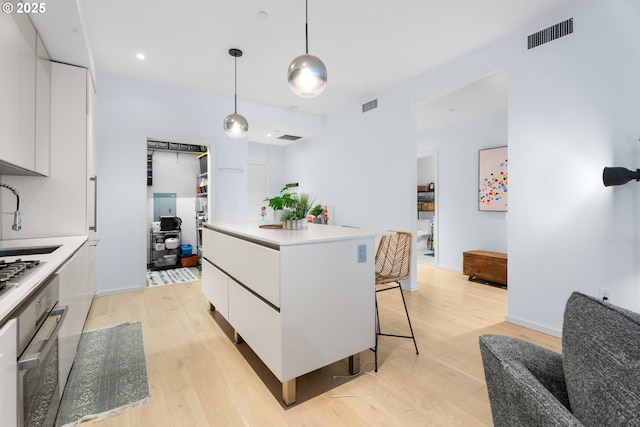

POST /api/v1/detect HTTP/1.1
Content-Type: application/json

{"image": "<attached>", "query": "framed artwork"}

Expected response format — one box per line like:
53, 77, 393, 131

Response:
478, 146, 508, 211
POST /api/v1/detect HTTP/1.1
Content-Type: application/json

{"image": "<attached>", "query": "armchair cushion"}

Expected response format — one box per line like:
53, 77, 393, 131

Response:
562, 292, 640, 427
479, 335, 582, 427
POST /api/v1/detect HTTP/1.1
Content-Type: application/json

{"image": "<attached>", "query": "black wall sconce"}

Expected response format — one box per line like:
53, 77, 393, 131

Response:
602, 167, 640, 187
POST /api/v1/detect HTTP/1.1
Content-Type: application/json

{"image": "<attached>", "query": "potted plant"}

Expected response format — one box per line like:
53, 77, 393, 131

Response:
291, 193, 315, 228
267, 186, 296, 221
279, 210, 297, 229
309, 204, 324, 223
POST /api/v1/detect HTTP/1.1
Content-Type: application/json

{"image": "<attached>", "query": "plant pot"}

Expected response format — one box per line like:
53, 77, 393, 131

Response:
282, 219, 304, 230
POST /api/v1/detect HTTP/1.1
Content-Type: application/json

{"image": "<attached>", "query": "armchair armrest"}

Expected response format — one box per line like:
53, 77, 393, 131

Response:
479, 334, 582, 427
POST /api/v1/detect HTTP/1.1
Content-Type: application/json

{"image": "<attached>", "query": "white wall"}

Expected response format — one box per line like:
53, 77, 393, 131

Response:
506, 0, 640, 333
417, 156, 436, 185
417, 112, 508, 270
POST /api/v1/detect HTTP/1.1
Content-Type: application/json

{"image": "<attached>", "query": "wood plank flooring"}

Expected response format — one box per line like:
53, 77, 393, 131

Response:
78, 264, 561, 426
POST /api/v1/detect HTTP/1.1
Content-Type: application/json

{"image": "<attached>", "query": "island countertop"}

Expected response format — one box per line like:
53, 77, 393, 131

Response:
203, 221, 387, 248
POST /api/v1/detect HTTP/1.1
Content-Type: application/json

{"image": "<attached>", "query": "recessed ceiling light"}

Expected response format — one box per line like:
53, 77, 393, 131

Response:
257, 11, 269, 19
448, 108, 456, 112
267, 133, 272, 138
136, 53, 146, 60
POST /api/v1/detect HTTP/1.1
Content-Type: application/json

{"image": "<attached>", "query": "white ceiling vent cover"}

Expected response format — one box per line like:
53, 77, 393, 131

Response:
362, 99, 378, 113
527, 18, 573, 49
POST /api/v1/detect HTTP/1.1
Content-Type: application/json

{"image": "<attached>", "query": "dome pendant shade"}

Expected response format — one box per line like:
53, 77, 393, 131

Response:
223, 48, 248, 138
223, 112, 249, 138
288, 54, 327, 97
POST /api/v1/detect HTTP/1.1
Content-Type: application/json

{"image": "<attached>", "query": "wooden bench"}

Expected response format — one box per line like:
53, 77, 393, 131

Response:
463, 250, 507, 287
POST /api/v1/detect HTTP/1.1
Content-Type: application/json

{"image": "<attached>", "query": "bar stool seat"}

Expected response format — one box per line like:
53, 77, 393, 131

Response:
372, 231, 419, 371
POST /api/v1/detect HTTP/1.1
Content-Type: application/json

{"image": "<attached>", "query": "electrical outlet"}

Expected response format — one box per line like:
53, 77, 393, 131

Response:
358, 244, 366, 263
599, 288, 611, 302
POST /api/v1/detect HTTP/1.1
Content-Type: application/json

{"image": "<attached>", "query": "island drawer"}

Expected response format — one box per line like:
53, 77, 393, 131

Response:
203, 228, 280, 308
228, 279, 283, 380
201, 259, 229, 320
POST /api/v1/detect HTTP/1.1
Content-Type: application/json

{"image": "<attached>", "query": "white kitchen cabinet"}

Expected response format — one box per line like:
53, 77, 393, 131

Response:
0, 318, 17, 427
0, 6, 37, 173
202, 223, 378, 405
1, 63, 93, 239
35, 33, 51, 176
57, 244, 93, 388
201, 259, 229, 320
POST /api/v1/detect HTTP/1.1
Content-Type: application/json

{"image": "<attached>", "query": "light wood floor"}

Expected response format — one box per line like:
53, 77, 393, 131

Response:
79, 264, 560, 427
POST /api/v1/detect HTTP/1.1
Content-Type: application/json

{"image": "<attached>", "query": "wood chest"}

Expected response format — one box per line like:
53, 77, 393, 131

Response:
463, 250, 507, 286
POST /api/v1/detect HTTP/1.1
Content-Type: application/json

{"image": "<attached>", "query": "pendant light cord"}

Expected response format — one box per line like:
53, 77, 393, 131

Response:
305, 0, 309, 54
234, 55, 238, 113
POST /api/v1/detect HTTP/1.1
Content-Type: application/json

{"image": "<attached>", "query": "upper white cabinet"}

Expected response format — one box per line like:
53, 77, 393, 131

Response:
1, 63, 94, 238
0, 7, 50, 176
35, 33, 51, 176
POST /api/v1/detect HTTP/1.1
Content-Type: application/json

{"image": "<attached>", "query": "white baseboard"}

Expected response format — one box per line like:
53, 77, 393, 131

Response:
504, 315, 561, 338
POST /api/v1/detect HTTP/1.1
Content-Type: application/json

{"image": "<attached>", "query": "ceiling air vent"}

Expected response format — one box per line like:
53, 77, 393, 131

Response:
277, 134, 302, 141
362, 99, 378, 113
527, 18, 573, 50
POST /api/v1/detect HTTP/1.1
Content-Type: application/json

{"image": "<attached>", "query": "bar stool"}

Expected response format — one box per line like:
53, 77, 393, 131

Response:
372, 231, 419, 371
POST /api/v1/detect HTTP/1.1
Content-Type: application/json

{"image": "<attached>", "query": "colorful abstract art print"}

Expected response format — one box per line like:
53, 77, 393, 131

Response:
478, 146, 508, 211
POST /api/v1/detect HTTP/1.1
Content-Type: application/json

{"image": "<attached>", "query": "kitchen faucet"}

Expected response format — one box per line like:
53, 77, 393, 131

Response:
1, 183, 21, 231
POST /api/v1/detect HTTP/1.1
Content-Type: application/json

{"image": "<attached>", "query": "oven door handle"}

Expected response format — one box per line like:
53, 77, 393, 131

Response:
18, 305, 68, 371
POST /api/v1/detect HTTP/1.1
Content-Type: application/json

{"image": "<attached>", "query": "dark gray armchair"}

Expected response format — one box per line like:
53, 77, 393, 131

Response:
479, 291, 640, 427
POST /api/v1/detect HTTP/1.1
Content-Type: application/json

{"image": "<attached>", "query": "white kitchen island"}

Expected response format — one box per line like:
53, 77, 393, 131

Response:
201, 221, 383, 405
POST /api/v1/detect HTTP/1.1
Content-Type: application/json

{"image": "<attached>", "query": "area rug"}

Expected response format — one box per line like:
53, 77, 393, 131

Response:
55, 322, 150, 427
146, 267, 199, 286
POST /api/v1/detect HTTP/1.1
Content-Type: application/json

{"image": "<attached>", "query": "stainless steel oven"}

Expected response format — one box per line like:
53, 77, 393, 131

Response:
16, 274, 68, 427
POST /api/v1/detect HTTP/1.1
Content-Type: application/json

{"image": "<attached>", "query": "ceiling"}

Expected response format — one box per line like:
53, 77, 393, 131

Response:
31, 0, 580, 144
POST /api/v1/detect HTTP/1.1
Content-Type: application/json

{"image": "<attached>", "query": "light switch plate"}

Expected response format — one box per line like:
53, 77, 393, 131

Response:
358, 244, 366, 263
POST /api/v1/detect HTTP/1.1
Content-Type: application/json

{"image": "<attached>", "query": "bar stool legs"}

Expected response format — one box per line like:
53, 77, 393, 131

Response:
372, 281, 419, 372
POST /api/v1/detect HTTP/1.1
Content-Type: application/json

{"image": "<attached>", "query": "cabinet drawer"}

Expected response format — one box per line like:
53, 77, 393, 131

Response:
228, 280, 282, 380
201, 259, 229, 320
203, 229, 280, 307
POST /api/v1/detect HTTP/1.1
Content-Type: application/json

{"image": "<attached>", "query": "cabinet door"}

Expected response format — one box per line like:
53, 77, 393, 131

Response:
57, 246, 91, 387
201, 259, 229, 320
18, 13, 36, 171
0, 319, 17, 427
35, 33, 51, 176
0, 7, 28, 171
86, 71, 97, 238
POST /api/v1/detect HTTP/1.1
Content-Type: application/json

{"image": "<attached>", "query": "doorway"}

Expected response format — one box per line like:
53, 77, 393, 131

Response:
247, 163, 268, 221
417, 152, 437, 265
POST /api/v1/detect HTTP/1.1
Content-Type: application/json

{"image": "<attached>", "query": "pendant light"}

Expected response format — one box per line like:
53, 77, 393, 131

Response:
223, 48, 249, 138
287, 0, 327, 98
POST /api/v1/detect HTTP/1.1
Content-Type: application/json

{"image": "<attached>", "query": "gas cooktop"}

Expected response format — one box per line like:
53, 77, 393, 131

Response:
0, 259, 42, 291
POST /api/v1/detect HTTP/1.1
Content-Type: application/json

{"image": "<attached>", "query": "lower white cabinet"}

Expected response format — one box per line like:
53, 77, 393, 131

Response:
228, 280, 283, 379
201, 259, 229, 320
0, 318, 17, 427
202, 224, 376, 390
57, 243, 94, 388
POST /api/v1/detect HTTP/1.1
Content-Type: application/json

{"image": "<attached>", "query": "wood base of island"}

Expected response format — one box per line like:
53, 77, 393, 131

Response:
463, 250, 507, 287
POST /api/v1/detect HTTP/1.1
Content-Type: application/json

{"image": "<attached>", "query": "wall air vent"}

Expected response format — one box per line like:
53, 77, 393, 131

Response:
362, 99, 378, 113
527, 18, 573, 50
277, 134, 302, 141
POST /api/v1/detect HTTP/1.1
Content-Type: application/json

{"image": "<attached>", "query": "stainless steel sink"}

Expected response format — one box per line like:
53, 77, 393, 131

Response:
0, 245, 61, 257
258, 224, 283, 229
